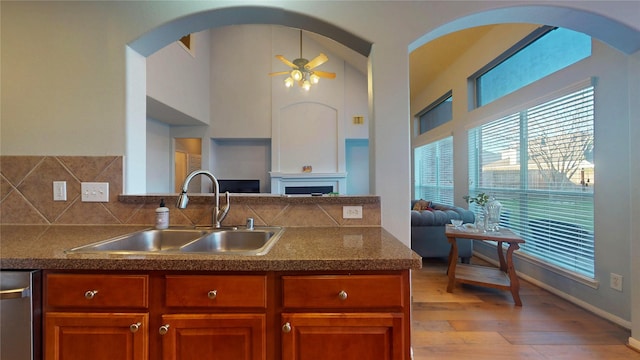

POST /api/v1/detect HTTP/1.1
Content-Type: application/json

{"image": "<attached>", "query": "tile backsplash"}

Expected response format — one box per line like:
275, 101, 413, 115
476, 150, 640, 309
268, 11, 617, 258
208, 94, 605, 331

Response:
0, 156, 380, 227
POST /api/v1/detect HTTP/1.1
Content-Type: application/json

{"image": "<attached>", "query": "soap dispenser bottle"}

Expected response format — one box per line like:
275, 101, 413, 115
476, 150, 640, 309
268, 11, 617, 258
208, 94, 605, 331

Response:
155, 199, 169, 229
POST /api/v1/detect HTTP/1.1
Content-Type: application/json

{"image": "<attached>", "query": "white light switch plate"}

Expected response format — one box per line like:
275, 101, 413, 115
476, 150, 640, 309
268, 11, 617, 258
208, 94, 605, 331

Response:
81, 182, 109, 202
53, 181, 67, 201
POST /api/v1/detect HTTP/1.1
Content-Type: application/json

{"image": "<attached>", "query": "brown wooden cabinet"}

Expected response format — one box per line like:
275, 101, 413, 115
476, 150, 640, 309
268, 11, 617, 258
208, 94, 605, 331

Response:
159, 314, 265, 360
44, 274, 150, 360
160, 275, 267, 360
44, 270, 412, 360
280, 274, 409, 360
44, 272, 267, 360
281, 313, 404, 360
45, 312, 149, 360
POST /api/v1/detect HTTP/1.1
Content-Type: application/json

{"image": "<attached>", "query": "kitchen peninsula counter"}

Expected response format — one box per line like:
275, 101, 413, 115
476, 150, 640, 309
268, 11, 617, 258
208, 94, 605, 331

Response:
0, 225, 421, 271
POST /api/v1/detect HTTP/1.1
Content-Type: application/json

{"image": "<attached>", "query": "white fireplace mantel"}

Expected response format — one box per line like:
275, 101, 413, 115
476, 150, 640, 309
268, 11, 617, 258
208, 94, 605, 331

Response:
269, 172, 347, 194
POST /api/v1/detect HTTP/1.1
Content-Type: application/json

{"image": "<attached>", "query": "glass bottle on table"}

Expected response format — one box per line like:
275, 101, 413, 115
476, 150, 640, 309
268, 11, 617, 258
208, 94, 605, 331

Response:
486, 195, 502, 231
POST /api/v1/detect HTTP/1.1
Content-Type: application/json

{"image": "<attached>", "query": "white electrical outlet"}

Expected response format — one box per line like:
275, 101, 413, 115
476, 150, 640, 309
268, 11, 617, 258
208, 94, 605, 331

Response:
81, 182, 109, 202
610, 273, 623, 292
343, 206, 363, 219
53, 181, 67, 201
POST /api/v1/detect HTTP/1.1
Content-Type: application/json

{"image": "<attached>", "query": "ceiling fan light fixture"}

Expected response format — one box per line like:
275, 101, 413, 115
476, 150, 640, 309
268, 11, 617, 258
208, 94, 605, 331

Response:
269, 29, 336, 91
291, 69, 303, 82
284, 77, 294, 87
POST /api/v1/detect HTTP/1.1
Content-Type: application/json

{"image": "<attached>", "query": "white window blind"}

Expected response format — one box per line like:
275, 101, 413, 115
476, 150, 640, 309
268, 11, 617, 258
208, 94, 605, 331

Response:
414, 136, 453, 205
468, 86, 595, 277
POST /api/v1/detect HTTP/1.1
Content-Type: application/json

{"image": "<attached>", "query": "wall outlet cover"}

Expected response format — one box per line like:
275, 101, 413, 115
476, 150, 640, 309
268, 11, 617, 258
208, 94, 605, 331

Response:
343, 206, 363, 219
610, 273, 623, 292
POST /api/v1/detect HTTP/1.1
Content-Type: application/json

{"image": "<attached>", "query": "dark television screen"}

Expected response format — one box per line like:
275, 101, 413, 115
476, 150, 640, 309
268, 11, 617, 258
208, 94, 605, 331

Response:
285, 186, 333, 195
218, 180, 260, 193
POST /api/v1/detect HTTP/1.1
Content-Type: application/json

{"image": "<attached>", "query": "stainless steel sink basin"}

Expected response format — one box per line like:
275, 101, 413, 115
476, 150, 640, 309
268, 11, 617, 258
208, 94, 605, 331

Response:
67, 228, 213, 253
66, 227, 283, 256
179, 228, 282, 255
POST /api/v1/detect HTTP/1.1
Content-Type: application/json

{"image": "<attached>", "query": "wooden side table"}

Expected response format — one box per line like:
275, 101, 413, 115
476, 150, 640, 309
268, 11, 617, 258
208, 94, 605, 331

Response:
445, 225, 525, 306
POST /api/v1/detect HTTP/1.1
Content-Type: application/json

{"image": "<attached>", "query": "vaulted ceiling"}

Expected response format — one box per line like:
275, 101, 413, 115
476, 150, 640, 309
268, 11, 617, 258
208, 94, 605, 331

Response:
312, 24, 506, 96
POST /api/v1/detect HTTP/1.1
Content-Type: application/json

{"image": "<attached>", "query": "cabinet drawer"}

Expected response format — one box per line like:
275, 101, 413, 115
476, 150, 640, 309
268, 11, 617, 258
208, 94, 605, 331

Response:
165, 275, 267, 308
46, 274, 148, 309
282, 275, 404, 309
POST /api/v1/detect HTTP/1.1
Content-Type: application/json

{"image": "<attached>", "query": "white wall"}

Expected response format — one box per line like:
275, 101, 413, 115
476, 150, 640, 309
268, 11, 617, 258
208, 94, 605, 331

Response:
147, 30, 211, 124
345, 63, 369, 139
411, 26, 636, 324
211, 139, 271, 193
145, 119, 172, 193
346, 139, 370, 195
209, 25, 273, 138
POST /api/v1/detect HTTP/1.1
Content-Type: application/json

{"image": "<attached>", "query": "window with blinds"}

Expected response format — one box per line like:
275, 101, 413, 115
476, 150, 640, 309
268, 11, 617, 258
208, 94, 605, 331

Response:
468, 86, 595, 277
414, 136, 454, 205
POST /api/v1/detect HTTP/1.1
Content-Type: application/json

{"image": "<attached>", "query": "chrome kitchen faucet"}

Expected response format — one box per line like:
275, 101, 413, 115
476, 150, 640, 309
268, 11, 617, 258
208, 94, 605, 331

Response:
176, 170, 230, 228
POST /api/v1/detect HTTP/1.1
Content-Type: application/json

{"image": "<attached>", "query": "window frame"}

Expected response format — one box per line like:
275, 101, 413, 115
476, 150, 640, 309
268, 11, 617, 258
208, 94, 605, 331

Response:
468, 25, 591, 109
416, 90, 453, 135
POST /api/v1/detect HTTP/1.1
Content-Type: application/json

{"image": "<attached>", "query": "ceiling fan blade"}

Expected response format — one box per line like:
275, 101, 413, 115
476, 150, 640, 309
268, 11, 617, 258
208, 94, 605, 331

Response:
269, 71, 290, 77
276, 55, 297, 68
313, 70, 336, 79
305, 53, 328, 70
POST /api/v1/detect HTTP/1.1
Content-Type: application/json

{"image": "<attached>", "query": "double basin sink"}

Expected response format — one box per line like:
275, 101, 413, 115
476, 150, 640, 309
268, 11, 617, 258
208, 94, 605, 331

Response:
67, 226, 284, 256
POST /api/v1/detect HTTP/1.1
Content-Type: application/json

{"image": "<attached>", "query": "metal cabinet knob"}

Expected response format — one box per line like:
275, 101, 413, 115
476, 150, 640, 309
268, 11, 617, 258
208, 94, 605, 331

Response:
282, 322, 292, 333
207, 290, 217, 299
338, 290, 348, 300
129, 322, 141, 333
159, 324, 170, 335
84, 290, 98, 299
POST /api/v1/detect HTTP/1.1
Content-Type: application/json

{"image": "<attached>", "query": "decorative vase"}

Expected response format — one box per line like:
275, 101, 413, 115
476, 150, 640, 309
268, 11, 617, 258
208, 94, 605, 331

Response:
482, 207, 489, 232
474, 208, 487, 232
485, 196, 502, 231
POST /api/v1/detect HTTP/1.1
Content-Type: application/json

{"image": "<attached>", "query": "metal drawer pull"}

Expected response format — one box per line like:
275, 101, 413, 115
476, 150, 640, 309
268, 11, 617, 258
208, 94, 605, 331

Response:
0, 287, 30, 300
84, 290, 98, 299
129, 322, 141, 333
159, 324, 170, 335
282, 322, 291, 333
338, 290, 348, 300
207, 290, 217, 299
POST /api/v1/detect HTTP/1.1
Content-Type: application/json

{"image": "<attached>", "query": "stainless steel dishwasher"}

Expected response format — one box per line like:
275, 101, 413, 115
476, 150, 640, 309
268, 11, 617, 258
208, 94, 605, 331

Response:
0, 270, 41, 360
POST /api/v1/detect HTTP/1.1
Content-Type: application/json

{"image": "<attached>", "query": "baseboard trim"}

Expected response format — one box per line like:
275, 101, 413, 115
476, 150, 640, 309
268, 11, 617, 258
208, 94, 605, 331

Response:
474, 253, 632, 329
629, 337, 640, 352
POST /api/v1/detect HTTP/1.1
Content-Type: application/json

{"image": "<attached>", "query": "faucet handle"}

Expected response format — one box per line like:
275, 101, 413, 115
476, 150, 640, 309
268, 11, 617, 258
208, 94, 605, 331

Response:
217, 191, 231, 221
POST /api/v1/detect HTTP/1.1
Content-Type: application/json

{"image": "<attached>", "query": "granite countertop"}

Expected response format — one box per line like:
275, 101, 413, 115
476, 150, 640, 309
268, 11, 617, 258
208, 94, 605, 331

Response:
0, 225, 422, 272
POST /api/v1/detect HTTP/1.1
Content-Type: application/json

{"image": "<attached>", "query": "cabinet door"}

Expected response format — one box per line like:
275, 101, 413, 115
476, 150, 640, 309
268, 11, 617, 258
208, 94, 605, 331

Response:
160, 314, 266, 360
45, 312, 148, 360
281, 313, 404, 360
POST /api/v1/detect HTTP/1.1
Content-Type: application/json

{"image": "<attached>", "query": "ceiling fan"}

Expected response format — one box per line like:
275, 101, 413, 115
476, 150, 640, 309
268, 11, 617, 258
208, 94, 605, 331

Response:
269, 30, 336, 91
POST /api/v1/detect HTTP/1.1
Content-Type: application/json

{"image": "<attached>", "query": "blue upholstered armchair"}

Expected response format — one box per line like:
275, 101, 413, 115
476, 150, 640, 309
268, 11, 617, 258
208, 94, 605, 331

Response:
411, 200, 475, 263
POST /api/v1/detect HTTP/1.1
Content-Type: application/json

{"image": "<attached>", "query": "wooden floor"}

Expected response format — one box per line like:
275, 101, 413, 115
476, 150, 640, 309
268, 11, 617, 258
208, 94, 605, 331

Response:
411, 258, 640, 360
